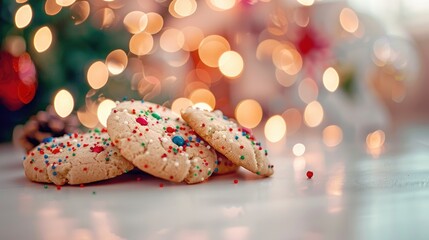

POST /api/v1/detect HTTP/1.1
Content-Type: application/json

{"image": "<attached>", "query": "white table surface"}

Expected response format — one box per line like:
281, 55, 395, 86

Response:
1, 126, 429, 240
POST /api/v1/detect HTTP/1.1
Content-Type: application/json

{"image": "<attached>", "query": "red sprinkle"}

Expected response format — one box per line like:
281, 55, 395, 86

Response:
233, 179, 239, 184
136, 117, 148, 126
56, 185, 62, 190
159, 183, 164, 188
306, 171, 314, 179
90, 146, 104, 153
80, 184, 85, 188
166, 127, 175, 133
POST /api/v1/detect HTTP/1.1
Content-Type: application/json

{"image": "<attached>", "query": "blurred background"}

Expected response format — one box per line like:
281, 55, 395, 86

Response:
1, 0, 429, 152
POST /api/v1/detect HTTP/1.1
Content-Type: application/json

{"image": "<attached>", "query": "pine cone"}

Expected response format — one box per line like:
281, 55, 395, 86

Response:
18, 106, 80, 151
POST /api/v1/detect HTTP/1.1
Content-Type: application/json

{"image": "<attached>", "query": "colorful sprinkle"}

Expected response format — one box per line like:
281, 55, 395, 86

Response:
172, 135, 185, 146
233, 179, 239, 184
306, 171, 314, 179
136, 117, 148, 126
90, 146, 104, 153
151, 112, 161, 120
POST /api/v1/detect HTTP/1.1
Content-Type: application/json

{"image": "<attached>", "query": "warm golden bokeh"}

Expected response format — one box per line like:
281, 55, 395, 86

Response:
97, 99, 116, 127
87, 61, 109, 89
54, 89, 74, 118
129, 32, 153, 56
92, 8, 115, 29
256, 39, 281, 61
282, 108, 302, 135
33, 26, 53, 53
366, 130, 385, 150
106, 49, 128, 75
304, 101, 324, 127
171, 98, 193, 115
145, 12, 164, 34
70, 1, 90, 25
297, 0, 314, 6
323, 125, 343, 147
264, 115, 287, 143
160, 28, 185, 52
77, 108, 98, 128
298, 78, 318, 104
171, 0, 197, 18
340, 8, 359, 33
292, 143, 306, 157
45, 0, 62, 16
123, 11, 148, 34
235, 99, 263, 129
55, 0, 75, 7
207, 0, 236, 11
198, 35, 230, 68
275, 68, 297, 87
218, 51, 244, 78
272, 45, 302, 75
189, 88, 216, 110
323, 67, 340, 92
182, 26, 204, 51
15, 4, 33, 29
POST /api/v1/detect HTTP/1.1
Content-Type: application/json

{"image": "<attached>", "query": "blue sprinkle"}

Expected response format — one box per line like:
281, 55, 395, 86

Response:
37, 147, 41, 151
242, 132, 246, 136
235, 136, 239, 140
58, 159, 62, 162
223, 116, 228, 120
122, 96, 128, 101
196, 137, 201, 143
172, 136, 185, 147
53, 171, 57, 176
214, 168, 219, 173
52, 165, 56, 169
45, 160, 49, 164
188, 136, 193, 141
42, 137, 53, 143
23, 156, 26, 160
44, 155, 49, 159
186, 142, 190, 147
140, 100, 145, 103
77, 144, 81, 147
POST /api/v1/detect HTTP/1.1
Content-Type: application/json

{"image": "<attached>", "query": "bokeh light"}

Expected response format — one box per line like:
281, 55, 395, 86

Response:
70, 1, 90, 25
193, 102, 213, 111
292, 143, 306, 157
272, 45, 302, 75
182, 26, 204, 51
366, 130, 385, 150
54, 89, 74, 118
77, 107, 98, 128
298, 78, 318, 104
106, 49, 128, 75
170, 0, 197, 18
172, 98, 193, 115
235, 99, 263, 129
264, 115, 286, 143
199, 35, 230, 68
160, 28, 185, 53
297, 0, 314, 7
56, 0, 75, 7
129, 32, 153, 56
145, 12, 164, 34
282, 108, 302, 135
87, 61, 109, 89
304, 101, 324, 127
207, 0, 236, 11
97, 99, 116, 127
92, 8, 115, 29
218, 51, 244, 78
189, 88, 216, 110
33, 26, 53, 53
256, 39, 281, 61
340, 8, 359, 33
45, 0, 62, 16
15, 4, 33, 29
275, 68, 297, 87
123, 11, 148, 34
323, 67, 340, 92
323, 125, 343, 147
5, 36, 26, 56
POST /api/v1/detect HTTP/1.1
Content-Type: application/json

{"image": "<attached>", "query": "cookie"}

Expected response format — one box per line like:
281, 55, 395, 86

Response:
106, 100, 218, 184
181, 107, 274, 177
23, 129, 134, 185
214, 153, 240, 175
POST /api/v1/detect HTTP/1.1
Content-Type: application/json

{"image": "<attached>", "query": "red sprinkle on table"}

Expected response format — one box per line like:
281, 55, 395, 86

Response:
306, 171, 314, 179
56, 185, 61, 190
233, 179, 239, 184
159, 183, 164, 188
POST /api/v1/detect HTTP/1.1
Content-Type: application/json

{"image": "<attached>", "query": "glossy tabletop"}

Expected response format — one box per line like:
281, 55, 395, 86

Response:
1, 126, 429, 240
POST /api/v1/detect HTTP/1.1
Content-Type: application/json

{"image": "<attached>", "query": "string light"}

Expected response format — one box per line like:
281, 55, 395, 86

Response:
264, 115, 286, 143
235, 99, 263, 129
15, 4, 33, 29
54, 89, 74, 118
33, 26, 53, 53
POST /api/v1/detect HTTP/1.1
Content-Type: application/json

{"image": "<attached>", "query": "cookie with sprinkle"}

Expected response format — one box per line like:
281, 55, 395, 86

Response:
22, 129, 134, 185
106, 100, 218, 184
181, 107, 274, 177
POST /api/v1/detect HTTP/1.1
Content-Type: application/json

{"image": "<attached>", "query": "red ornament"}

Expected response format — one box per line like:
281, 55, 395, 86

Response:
306, 171, 314, 179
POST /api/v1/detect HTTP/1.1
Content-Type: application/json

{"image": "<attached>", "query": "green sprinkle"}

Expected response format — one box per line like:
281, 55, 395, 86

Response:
151, 112, 161, 120
124, 170, 129, 173
173, 148, 178, 154
141, 142, 145, 146
94, 128, 100, 133
256, 171, 260, 175
72, 153, 76, 157
240, 155, 245, 160
207, 170, 212, 175
44, 185, 48, 189
194, 173, 197, 176
210, 118, 214, 121
105, 158, 110, 161
196, 166, 200, 169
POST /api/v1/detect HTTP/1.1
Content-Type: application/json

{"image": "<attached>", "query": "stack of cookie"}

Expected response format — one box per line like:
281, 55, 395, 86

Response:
23, 100, 274, 185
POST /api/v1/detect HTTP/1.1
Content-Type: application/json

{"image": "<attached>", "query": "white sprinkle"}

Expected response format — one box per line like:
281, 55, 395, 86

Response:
161, 137, 168, 143
162, 157, 167, 162
178, 146, 183, 150
185, 153, 189, 157
115, 116, 120, 120
174, 162, 179, 167
72, 139, 78, 143
123, 109, 128, 113
145, 151, 150, 155
208, 127, 212, 131
229, 139, 233, 143
149, 139, 153, 143
124, 121, 128, 125
186, 160, 191, 165
206, 145, 211, 149
115, 101, 120, 104
222, 135, 226, 139
201, 177, 204, 181
180, 153, 184, 156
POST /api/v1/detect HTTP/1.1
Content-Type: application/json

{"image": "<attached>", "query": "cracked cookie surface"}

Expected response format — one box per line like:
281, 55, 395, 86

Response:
181, 107, 274, 177
23, 129, 134, 185
107, 100, 218, 184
